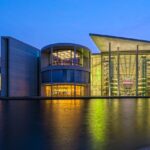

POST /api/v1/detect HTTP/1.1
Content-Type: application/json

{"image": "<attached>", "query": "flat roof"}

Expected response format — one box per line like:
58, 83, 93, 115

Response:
90, 33, 150, 52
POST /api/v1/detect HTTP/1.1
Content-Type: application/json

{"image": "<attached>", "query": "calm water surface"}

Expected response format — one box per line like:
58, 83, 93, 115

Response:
1, 99, 150, 150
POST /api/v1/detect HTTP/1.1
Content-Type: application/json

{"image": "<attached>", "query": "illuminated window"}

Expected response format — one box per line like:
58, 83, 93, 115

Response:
91, 55, 101, 96
52, 50, 74, 66
43, 85, 86, 97
50, 49, 90, 67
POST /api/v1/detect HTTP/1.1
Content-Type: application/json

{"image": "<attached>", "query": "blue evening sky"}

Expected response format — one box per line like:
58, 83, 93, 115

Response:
0, 0, 150, 52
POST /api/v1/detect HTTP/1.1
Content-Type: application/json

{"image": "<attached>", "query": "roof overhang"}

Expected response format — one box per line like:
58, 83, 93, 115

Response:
90, 33, 150, 52
42, 43, 91, 53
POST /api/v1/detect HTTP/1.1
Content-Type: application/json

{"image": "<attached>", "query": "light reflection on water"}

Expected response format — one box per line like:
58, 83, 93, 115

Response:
43, 100, 84, 150
1, 99, 150, 150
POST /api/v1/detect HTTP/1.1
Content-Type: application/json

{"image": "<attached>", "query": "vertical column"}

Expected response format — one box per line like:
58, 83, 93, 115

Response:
49, 51, 51, 65
57, 49, 58, 65
74, 47, 76, 97
82, 48, 84, 67
117, 47, 120, 96
100, 54, 102, 96
71, 49, 72, 65
136, 45, 139, 96
51, 47, 53, 97
101, 53, 104, 96
142, 57, 146, 96
50, 47, 53, 65
145, 60, 147, 96
89, 51, 91, 96
109, 43, 112, 96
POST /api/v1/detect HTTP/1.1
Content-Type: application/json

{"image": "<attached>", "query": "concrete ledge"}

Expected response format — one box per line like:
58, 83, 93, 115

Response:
0, 96, 150, 100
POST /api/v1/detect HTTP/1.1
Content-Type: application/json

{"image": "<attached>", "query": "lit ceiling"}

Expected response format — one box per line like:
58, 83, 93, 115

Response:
90, 34, 150, 52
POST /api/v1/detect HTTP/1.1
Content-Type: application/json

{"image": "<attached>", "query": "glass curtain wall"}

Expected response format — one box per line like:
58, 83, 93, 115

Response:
101, 51, 150, 96
51, 49, 85, 67
101, 54, 109, 96
138, 53, 150, 96
52, 50, 73, 66
109, 54, 118, 96
91, 55, 101, 96
119, 54, 136, 96
43, 85, 85, 97
41, 45, 91, 97
101, 52, 137, 96
48, 48, 90, 68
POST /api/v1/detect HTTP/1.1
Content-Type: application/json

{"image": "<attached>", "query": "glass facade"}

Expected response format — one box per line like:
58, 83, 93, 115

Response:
138, 53, 150, 96
41, 44, 91, 97
91, 54, 101, 96
90, 34, 150, 97
91, 51, 150, 96
50, 49, 90, 68
42, 70, 90, 84
52, 50, 74, 66
41, 40, 150, 97
101, 52, 137, 96
52, 70, 74, 83
43, 84, 86, 97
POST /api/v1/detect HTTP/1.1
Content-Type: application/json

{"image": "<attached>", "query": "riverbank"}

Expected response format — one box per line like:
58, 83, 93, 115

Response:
0, 96, 150, 100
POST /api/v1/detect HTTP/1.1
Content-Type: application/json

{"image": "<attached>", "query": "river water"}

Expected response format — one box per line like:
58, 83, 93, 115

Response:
1, 99, 150, 150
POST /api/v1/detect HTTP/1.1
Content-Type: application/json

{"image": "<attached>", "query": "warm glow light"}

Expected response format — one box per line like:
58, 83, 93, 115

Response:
91, 52, 150, 96
44, 84, 85, 97
91, 55, 101, 96
43, 99, 83, 150
52, 50, 83, 66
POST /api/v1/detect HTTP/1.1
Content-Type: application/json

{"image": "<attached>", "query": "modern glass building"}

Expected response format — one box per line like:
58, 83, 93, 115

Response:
41, 43, 91, 97
90, 34, 150, 97
1, 34, 150, 97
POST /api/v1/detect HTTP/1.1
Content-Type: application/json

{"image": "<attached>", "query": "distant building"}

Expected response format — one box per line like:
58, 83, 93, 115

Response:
1, 34, 150, 97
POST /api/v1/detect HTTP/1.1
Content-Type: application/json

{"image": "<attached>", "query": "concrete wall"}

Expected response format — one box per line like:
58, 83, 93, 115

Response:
1, 37, 40, 96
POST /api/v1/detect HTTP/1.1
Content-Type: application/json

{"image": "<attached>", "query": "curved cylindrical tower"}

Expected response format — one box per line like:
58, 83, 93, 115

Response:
41, 43, 91, 97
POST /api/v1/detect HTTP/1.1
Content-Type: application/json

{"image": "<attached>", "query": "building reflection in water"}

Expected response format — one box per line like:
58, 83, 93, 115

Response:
0, 101, 3, 147
86, 99, 150, 150
1, 99, 150, 150
136, 99, 150, 139
87, 99, 107, 149
42, 100, 85, 150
